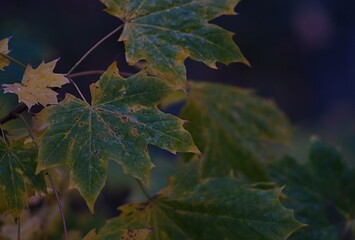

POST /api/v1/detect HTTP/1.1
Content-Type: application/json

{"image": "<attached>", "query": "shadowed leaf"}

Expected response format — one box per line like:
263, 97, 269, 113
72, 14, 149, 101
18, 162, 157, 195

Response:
100, 162, 302, 240
269, 139, 355, 239
180, 82, 291, 181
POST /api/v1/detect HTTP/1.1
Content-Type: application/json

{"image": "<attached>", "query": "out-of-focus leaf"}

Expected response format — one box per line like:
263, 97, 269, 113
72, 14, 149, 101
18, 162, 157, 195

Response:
99, 0, 248, 89
180, 82, 291, 181
0, 139, 46, 217
0, 37, 11, 71
36, 62, 198, 212
100, 162, 303, 240
2, 59, 69, 109
269, 139, 355, 239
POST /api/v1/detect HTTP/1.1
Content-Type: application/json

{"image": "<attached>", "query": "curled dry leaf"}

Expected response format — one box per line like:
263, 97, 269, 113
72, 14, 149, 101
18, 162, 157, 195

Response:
2, 59, 69, 109
0, 37, 11, 71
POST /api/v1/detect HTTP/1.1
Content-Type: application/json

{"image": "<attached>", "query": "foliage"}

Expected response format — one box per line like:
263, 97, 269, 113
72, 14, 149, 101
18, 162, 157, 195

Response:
2, 59, 69, 109
92, 162, 302, 240
180, 82, 291, 181
269, 139, 355, 239
100, 0, 248, 89
0, 139, 46, 217
36, 62, 198, 212
0, 1, 352, 239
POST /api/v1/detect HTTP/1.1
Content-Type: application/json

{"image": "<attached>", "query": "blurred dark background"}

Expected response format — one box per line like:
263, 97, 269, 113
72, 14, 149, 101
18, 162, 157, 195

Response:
0, 0, 354, 237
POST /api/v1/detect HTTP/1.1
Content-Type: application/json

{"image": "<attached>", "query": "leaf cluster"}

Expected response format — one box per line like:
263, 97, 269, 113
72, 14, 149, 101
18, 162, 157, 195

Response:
0, 1, 352, 240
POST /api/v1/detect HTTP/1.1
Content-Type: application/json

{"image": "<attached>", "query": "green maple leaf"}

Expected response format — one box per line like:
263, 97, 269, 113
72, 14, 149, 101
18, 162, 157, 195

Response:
98, 162, 302, 240
99, 0, 248, 89
36, 62, 199, 212
180, 82, 291, 181
0, 139, 46, 217
269, 139, 355, 239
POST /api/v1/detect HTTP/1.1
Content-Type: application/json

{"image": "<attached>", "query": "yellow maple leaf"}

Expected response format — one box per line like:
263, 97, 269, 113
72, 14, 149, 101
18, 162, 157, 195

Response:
0, 37, 11, 71
2, 59, 69, 109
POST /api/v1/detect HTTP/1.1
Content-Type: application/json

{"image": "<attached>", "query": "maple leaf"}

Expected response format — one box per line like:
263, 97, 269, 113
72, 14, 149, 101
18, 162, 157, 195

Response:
269, 139, 355, 239
0, 139, 46, 218
100, 0, 249, 89
180, 82, 291, 181
0, 37, 11, 71
2, 59, 69, 109
97, 162, 303, 240
36, 62, 199, 212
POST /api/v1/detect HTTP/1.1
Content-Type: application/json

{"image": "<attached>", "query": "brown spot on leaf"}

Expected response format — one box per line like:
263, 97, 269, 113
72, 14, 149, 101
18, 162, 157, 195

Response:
129, 105, 146, 113
131, 126, 139, 137
121, 116, 128, 122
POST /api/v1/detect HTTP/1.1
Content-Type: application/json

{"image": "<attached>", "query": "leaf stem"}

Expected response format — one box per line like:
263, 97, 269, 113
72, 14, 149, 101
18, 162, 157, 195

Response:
15, 113, 68, 240
14, 113, 38, 148
136, 179, 152, 201
66, 24, 123, 75
0, 53, 27, 69
47, 172, 68, 240
68, 70, 105, 78
68, 70, 134, 78
66, 77, 89, 103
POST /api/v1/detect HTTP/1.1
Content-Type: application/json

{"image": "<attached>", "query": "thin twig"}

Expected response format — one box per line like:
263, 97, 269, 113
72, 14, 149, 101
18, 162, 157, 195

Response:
0, 53, 27, 69
66, 77, 88, 103
17, 217, 20, 240
14, 113, 38, 148
47, 172, 68, 240
68, 70, 134, 78
68, 70, 105, 78
67, 25, 123, 75
15, 113, 68, 240
136, 179, 152, 201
